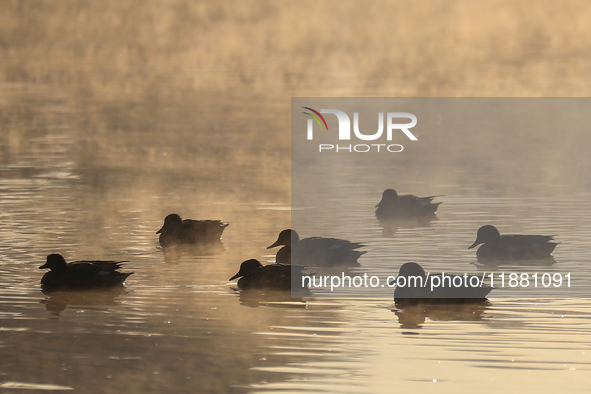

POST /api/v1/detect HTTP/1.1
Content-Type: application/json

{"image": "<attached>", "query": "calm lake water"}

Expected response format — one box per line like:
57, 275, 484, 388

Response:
2, 2, 591, 393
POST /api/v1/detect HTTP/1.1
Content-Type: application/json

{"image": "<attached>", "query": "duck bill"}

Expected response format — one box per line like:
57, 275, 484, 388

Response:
156, 226, 163, 234
229, 272, 241, 281
39, 263, 49, 269
267, 240, 281, 249
468, 240, 481, 249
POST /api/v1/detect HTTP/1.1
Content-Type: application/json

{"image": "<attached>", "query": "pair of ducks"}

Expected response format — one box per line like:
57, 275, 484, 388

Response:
376, 189, 558, 259
227, 259, 495, 303
228, 229, 366, 292
39, 213, 230, 291
393, 224, 556, 303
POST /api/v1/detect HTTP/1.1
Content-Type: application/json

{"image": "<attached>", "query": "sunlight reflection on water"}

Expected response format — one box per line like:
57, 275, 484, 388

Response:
2, 2, 591, 391
1, 87, 591, 394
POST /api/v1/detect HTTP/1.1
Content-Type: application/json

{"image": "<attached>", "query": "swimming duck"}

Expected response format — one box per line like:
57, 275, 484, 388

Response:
157, 213, 229, 248
469, 225, 558, 260
375, 189, 441, 221
393, 262, 493, 304
39, 254, 133, 290
229, 259, 309, 292
267, 229, 365, 267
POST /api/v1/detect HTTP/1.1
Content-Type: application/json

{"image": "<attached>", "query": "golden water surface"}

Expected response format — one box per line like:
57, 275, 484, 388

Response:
1, 1, 591, 393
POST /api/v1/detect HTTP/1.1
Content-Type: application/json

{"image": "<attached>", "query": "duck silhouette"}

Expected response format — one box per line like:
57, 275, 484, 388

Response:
375, 189, 441, 221
39, 254, 133, 291
157, 213, 228, 248
267, 229, 365, 267
469, 225, 558, 260
229, 259, 309, 293
393, 262, 493, 305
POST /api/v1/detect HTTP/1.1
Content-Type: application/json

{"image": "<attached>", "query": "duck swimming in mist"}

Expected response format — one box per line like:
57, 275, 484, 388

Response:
393, 262, 493, 305
39, 254, 133, 291
267, 229, 365, 267
469, 225, 558, 260
157, 213, 228, 248
229, 258, 308, 293
375, 189, 441, 221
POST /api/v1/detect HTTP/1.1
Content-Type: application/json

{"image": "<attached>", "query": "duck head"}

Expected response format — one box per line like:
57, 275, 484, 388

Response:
267, 229, 300, 249
469, 225, 501, 249
389, 262, 426, 286
157, 214, 183, 234
229, 259, 263, 281
39, 254, 68, 272
376, 189, 398, 207
398, 262, 426, 278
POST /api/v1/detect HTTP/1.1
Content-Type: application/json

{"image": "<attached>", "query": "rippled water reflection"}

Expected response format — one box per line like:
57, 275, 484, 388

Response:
3, 1, 591, 392
2, 86, 591, 393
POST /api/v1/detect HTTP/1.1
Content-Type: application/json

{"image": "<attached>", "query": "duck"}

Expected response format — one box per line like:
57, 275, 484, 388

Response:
469, 225, 558, 260
157, 213, 229, 248
393, 262, 493, 305
39, 254, 133, 290
267, 229, 365, 267
375, 189, 441, 221
229, 259, 309, 293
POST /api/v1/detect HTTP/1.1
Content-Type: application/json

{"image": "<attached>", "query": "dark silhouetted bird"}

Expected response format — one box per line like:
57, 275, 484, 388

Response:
469, 225, 558, 260
229, 259, 309, 293
375, 189, 441, 221
39, 254, 133, 290
157, 213, 228, 248
267, 229, 365, 267
393, 262, 493, 305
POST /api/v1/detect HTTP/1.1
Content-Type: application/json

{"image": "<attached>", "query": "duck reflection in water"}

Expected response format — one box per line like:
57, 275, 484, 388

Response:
267, 229, 365, 267
375, 189, 442, 237
393, 302, 490, 329
473, 255, 556, 270
469, 225, 558, 263
161, 243, 226, 263
229, 259, 311, 297
40, 288, 128, 318
236, 290, 310, 308
377, 216, 437, 237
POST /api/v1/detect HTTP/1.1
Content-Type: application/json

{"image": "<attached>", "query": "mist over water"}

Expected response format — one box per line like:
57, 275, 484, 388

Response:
291, 98, 591, 298
1, 1, 591, 393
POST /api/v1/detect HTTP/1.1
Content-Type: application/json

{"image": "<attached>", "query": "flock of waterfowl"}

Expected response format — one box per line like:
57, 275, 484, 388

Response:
39, 188, 559, 305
